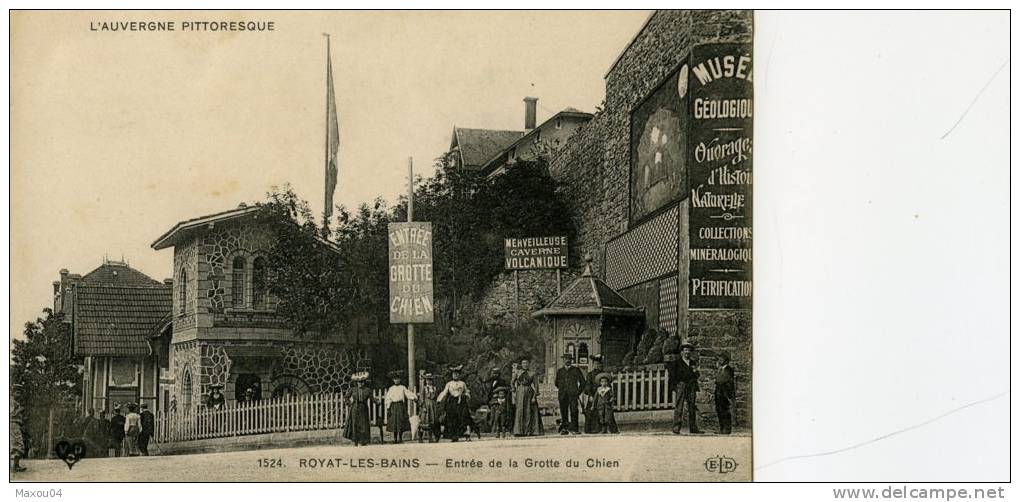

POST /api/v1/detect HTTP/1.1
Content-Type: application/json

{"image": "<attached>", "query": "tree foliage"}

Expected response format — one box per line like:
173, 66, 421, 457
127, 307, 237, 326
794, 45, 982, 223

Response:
257, 158, 575, 379
11, 308, 83, 455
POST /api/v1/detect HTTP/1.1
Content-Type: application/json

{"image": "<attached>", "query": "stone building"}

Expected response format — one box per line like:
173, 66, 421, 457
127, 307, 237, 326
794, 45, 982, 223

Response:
150, 206, 367, 410
478, 103, 593, 178
544, 10, 754, 428
448, 97, 592, 177
55, 260, 173, 414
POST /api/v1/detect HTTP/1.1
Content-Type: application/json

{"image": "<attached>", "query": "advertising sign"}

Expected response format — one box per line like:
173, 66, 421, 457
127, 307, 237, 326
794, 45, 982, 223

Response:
388, 222, 434, 323
504, 236, 568, 270
629, 62, 690, 225
686, 42, 753, 310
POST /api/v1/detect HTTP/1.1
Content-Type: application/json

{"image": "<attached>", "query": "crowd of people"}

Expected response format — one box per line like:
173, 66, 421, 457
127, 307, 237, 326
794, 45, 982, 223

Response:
59, 403, 157, 458
340, 340, 737, 446
342, 357, 558, 446
8, 341, 738, 471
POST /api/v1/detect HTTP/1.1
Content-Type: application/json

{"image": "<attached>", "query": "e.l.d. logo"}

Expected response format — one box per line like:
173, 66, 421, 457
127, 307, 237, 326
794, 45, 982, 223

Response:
704, 455, 738, 474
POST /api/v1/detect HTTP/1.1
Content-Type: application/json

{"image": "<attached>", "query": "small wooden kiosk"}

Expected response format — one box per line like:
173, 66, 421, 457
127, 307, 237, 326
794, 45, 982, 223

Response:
532, 256, 645, 381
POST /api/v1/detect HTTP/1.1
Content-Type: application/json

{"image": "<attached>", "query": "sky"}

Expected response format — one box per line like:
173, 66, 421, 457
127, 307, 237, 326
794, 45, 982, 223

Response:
9, 10, 651, 337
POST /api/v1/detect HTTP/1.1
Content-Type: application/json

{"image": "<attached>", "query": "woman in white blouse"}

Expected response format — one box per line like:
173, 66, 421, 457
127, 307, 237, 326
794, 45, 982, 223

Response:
437, 365, 472, 442
384, 371, 417, 444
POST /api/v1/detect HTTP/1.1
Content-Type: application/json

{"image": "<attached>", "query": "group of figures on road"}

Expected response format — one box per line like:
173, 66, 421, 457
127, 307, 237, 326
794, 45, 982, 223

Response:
341, 358, 552, 446
339, 339, 737, 447
70, 403, 157, 458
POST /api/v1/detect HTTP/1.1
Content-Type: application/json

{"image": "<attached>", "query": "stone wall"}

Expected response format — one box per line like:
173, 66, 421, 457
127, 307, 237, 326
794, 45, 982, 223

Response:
688, 310, 752, 429
476, 269, 576, 327
548, 10, 752, 276
170, 340, 362, 408
545, 10, 753, 429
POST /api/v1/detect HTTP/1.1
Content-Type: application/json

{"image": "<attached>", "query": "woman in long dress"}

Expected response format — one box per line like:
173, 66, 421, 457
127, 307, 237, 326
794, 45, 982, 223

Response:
384, 371, 416, 444
512, 359, 544, 436
343, 372, 375, 446
416, 374, 441, 443
436, 365, 472, 442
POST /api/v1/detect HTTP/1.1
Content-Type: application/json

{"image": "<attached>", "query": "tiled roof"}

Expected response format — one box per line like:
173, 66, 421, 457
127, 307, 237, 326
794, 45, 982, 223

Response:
73, 283, 172, 357
82, 261, 162, 286
152, 205, 341, 253
532, 267, 643, 318
454, 128, 523, 167
151, 206, 261, 250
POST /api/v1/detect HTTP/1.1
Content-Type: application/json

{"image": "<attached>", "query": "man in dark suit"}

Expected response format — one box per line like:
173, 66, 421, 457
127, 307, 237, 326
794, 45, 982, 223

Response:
583, 354, 603, 433
714, 352, 736, 435
555, 354, 586, 434
671, 341, 702, 434
109, 406, 126, 457
138, 403, 155, 455
483, 367, 507, 404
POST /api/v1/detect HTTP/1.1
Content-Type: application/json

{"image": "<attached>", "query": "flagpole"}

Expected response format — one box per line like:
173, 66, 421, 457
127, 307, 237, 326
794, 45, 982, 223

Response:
323, 33, 331, 227
407, 157, 416, 393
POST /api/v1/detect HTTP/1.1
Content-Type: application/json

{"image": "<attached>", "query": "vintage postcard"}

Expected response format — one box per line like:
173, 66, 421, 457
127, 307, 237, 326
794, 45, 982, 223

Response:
9, 10, 753, 482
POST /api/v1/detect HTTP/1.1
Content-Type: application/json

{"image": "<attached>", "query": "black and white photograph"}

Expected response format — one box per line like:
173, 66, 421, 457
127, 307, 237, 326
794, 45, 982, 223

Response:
9, 9, 753, 483
6, 6, 1011, 495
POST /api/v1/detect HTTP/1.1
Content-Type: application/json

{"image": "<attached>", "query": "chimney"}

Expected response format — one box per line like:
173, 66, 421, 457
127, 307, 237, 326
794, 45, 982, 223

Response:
523, 97, 538, 130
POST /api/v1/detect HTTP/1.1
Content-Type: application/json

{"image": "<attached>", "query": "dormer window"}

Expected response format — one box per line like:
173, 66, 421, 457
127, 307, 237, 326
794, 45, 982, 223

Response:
555, 118, 562, 129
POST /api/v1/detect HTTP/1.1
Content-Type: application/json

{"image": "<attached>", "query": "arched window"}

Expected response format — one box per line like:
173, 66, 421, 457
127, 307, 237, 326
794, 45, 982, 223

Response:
178, 269, 187, 315
252, 257, 267, 309
231, 256, 246, 307
180, 369, 193, 411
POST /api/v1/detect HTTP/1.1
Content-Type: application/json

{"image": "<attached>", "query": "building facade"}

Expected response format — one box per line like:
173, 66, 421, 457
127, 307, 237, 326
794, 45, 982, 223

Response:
479, 102, 593, 178
151, 206, 367, 411
547, 10, 753, 428
56, 260, 173, 415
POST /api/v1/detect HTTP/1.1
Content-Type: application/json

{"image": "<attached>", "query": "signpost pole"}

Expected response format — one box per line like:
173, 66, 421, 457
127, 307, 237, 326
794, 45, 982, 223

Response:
556, 268, 562, 296
406, 157, 416, 393
513, 270, 520, 326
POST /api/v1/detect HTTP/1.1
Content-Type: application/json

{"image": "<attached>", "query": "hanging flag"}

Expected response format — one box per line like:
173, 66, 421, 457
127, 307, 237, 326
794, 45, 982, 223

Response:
324, 35, 340, 221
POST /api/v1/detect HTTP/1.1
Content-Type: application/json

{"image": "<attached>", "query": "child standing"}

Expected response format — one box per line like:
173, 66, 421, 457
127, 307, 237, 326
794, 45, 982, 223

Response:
488, 386, 510, 438
592, 373, 619, 434
384, 370, 416, 444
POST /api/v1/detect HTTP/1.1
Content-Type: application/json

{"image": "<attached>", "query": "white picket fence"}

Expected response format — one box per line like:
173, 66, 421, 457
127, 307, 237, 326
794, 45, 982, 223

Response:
154, 389, 419, 444
154, 369, 669, 443
154, 393, 348, 443
612, 366, 674, 411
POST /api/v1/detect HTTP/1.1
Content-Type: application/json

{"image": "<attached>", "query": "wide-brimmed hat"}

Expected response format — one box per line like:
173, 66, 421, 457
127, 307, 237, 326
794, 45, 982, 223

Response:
351, 371, 369, 382
448, 364, 464, 372
139, 403, 148, 409
492, 386, 508, 395
561, 353, 574, 361
590, 354, 603, 362
595, 372, 613, 383
387, 370, 405, 379
489, 366, 501, 374
422, 372, 436, 381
